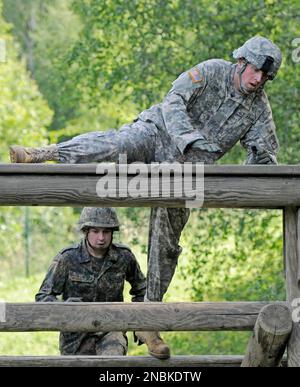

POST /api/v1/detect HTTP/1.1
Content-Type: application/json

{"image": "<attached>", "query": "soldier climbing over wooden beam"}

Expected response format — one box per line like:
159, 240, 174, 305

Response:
10, 36, 282, 358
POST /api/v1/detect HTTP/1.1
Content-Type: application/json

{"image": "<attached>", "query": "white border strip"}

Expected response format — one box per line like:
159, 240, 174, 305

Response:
0, 301, 6, 322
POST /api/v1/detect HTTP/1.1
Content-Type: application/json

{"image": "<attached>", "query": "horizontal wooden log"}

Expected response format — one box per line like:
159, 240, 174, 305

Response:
0, 302, 284, 332
0, 355, 288, 367
241, 304, 292, 367
2, 164, 300, 176
0, 164, 300, 207
0, 355, 244, 368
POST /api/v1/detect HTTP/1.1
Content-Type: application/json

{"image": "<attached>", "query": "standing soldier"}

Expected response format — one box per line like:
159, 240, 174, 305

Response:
15, 36, 282, 357
35, 207, 169, 359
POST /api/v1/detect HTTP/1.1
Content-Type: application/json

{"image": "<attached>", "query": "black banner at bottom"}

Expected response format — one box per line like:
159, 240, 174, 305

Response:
0, 366, 289, 385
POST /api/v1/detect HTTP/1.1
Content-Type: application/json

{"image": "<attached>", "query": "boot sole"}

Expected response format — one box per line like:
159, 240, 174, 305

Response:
148, 350, 170, 360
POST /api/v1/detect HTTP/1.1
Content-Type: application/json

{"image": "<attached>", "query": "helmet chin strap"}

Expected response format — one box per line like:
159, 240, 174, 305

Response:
237, 61, 250, 95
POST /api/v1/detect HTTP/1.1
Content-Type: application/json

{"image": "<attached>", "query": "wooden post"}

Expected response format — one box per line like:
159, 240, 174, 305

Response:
284, 207, 300, 367
241, 304, 292, 367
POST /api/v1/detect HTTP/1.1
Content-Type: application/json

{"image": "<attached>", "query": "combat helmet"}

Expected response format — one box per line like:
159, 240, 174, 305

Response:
233, 36, 282, 80
78, 207, 120, 231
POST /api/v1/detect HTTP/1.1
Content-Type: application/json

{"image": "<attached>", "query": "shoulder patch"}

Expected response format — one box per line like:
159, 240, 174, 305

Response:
188, 67, 203, 83
113, 242, 132, 253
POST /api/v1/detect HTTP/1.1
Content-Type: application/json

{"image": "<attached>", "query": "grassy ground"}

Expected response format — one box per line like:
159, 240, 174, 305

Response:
0, 273, 59, 355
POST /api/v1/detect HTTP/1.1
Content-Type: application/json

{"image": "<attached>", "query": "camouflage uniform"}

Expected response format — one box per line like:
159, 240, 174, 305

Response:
56, 39, 280, 302
35, 239, 146, 355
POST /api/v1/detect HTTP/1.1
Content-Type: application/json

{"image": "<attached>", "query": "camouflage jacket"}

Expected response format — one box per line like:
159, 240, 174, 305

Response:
35, 239, 146, 303
137, 59, 279, 164
35, 239, 146, 354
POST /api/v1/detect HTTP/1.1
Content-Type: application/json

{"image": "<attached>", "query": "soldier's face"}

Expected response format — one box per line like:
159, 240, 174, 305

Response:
240, 62, 268, 92
87, 227, 112, 251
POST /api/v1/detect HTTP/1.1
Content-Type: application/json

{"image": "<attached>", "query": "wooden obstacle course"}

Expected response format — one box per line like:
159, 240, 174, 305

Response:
0, 164, 299, 366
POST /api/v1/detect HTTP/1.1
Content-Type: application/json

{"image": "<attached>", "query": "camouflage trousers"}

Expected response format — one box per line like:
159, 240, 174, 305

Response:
60, 331, 128, 355
58, 120, 205, 301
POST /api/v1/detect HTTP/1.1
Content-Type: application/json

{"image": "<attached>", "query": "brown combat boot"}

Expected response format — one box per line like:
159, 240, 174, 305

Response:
135, 331, 170, 359
9, 144, 59, 163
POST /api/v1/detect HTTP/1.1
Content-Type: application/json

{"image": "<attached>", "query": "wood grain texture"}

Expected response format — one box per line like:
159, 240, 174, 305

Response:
241, 304, 292, 367
0, 355, 288, 367
2, 164, 300, 175
284, 207, 300, 367
0, 164, 300, 207
1, 163, 299, 365
0, 355, 243, 367
0, 302, 283, 332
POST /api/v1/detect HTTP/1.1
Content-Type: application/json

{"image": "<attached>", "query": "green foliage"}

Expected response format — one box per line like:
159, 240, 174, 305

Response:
4, 1, 300, 162
0, 1, 79, 281
0, 0, 298, 357
0, 22, 52, 160
0, 273, 59, 355
0, 207, 79, 278
161, 331, 251, 355
180, 209, 285, 302
3, 0, 138, 135
68, 0, 300, 164
29, 0, 82, 130
3, 0, 81, 130
0, 56, 51, 158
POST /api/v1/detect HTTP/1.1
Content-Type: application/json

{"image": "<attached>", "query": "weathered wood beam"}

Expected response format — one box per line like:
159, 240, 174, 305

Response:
3, 164, 300, 176
241, 304, 292, 367
0, 164, 300, 207
0, 355, 241, 367
284, 207, 300, 367
0, 355, 288, 368
0, 302, 283, 332
0, 355, 285, 367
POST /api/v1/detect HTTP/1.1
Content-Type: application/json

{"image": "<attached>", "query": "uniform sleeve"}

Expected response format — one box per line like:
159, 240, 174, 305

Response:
161, 63, 208, 154
240, 99, 279, 165
125, 252, 146, 302
35, 253, 67, 302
